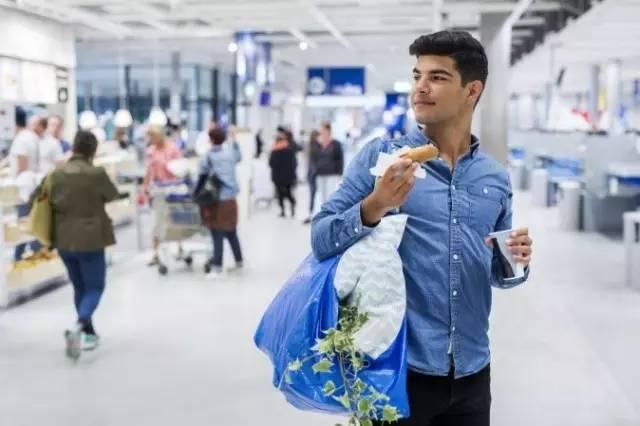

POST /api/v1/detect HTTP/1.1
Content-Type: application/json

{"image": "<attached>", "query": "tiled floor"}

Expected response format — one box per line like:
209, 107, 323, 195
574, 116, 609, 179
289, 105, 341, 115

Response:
1, 188, 639, 426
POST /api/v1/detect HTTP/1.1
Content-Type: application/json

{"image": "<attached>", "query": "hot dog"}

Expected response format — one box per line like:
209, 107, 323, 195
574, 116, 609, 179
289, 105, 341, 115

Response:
400, 144, 439, 163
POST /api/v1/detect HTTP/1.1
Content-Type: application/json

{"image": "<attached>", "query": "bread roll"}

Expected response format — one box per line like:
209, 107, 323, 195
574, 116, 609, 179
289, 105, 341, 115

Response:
400, 144, 439, 163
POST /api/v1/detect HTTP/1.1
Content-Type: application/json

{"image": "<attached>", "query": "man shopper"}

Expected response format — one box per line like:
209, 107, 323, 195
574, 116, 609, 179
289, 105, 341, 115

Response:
311, 31, 533, 426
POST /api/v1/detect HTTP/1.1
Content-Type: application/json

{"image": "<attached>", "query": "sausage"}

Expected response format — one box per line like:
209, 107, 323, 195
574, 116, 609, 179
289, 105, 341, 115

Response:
400, 144, 439, 163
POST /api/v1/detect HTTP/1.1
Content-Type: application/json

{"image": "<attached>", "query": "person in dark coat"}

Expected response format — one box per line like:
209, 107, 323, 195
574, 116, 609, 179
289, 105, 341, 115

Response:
269, 134, 298, 218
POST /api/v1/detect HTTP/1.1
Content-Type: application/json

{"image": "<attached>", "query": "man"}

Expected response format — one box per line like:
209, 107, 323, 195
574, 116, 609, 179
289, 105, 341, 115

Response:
311, 31, 533, 426
41, 115, 66, 174
305, 121, 343, 224
47, 115, 71, 154
10, 111, 45, 262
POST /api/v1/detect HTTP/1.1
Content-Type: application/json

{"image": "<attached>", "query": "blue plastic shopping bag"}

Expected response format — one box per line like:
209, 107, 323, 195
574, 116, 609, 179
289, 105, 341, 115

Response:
254, 253, 410, 419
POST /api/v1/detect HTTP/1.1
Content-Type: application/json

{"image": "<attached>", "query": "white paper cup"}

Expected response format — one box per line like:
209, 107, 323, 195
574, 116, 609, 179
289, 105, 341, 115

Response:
488, 229, 526, 281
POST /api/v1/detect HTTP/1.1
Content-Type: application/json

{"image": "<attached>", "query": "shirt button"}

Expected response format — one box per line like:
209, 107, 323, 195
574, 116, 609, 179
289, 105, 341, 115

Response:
335, 242, 340, 248
451, 184, 456, 191
452, 326, 456, 332
354, 227, 359, 233
453, 218, 458, 224
453, 290, 458, 296
483, 187, 489, 194
453, 254, 459, 260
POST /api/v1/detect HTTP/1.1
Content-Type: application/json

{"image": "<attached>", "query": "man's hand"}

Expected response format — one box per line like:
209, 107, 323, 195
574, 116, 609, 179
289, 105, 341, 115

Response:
361, 159, 418, 226
486, 227, 533, 267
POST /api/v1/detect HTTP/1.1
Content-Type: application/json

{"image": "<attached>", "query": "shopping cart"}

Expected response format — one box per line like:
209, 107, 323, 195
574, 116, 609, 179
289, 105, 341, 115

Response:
151, 181, 211, 275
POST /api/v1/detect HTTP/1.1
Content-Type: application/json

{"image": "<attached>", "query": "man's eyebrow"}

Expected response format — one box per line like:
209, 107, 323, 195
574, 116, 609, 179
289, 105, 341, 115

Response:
412, 68, 421, 74
429, 69, 454, 77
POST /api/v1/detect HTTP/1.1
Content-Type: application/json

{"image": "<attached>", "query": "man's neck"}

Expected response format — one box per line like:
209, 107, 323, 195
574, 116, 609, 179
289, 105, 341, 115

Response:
423, 122, 472, 169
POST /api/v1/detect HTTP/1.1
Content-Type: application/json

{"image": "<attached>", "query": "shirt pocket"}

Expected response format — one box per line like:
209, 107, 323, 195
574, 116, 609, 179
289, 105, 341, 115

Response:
466, 184, 505, 237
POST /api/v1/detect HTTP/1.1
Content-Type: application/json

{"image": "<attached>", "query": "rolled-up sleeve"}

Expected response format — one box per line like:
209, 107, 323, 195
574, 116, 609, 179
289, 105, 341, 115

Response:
490, 177, 531, 289
311, 140, 382, 260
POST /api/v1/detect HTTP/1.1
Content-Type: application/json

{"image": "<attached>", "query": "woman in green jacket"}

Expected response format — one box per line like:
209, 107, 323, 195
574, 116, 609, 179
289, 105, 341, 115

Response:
50, 130, 123, 359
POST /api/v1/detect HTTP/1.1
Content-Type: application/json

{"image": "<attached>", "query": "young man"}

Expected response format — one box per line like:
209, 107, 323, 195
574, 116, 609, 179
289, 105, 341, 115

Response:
311, 31, 533, 426
41, 115, 66, 174
310, 121, 344, 213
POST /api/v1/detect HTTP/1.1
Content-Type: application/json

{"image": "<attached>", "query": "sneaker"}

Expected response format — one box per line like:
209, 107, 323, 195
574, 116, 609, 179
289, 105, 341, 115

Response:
82, 334, 100, 351
147, 256, 159, 267
64, 324, 83, 360
206, 268, 224, 280
227, 263, 244, 274
279, 212, 286, 218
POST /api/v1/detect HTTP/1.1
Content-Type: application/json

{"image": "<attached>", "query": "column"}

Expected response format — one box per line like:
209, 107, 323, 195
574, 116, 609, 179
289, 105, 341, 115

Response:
606, 60, 623, 133
479, 12, 511, 165
211, 68, 219, 121
188, 66, 200, 132
589, 64, 600, 129
169, 51, 181, 125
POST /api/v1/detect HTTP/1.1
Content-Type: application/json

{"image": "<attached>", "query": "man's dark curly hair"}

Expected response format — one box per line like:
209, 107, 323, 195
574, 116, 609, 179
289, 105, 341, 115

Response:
409, 31, 488, 87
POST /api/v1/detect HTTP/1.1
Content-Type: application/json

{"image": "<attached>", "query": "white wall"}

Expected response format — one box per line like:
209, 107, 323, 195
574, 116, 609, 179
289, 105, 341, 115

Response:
0, 7, 77, 141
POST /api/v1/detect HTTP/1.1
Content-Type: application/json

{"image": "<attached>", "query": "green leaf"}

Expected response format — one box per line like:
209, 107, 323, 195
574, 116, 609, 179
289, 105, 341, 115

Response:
359, 418, 373, 426
312, 358, 333, 374
333, 392, 351, 409
382, 405, 399, 423
323, 380, 337, 396
284, 372, 292, 385
313, 337, 335, 355
357, 398, 372, 414
353, 379, 367, 395
288, 358, 303, 372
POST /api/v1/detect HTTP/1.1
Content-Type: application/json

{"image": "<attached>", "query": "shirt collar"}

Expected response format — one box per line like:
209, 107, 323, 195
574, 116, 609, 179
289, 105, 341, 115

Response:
408, 126, 481, 158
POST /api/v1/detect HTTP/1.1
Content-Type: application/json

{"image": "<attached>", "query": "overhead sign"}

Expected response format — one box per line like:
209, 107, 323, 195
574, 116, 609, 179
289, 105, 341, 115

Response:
306, 67, 365, 96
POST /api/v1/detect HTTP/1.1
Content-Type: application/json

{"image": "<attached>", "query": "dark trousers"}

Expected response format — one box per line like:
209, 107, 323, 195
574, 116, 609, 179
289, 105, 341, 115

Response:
59, 250, 107, 334
375, 365, 491, 426
15, 203, 42, 261
275, 184, 296, 215
210, 230, 243, 268
308, 174, 317, 214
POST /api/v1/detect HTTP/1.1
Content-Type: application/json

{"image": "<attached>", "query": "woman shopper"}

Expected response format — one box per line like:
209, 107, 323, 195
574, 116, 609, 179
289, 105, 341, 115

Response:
142, 126, 182, 266
194, 127, 244, 279
50, 130, 126, 359
269, 133, 298, 218
303, 129, 320, 224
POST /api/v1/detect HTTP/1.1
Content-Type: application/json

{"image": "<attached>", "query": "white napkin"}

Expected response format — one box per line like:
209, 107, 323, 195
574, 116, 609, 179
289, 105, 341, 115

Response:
369, 146, 427, 179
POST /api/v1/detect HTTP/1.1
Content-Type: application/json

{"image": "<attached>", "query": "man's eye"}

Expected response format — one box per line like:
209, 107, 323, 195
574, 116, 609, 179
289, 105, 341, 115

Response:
412, 75, 420, 81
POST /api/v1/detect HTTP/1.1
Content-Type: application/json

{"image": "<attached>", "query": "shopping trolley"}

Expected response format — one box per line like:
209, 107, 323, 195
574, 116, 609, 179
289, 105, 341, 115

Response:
151, 181, 212, 275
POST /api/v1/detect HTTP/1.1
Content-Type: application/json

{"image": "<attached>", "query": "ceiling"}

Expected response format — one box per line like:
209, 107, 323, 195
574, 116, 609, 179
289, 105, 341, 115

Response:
2, 0, 595, 93
511, 0, 640, 94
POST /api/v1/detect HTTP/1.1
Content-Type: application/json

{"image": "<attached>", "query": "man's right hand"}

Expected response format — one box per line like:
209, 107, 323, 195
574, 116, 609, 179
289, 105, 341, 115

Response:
361, 159, 419, 226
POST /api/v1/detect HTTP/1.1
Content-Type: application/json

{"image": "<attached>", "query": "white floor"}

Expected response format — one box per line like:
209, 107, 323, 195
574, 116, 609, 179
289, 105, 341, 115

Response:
1, 189, 640, 426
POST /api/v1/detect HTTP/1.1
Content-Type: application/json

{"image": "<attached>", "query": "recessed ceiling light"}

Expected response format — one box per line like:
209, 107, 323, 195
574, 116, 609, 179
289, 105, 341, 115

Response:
228, 42, 238, 53
299, 41, 309, 51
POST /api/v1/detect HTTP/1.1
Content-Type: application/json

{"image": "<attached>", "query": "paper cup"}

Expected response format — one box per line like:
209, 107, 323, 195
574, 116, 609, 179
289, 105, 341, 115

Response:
488, 229, 526, 281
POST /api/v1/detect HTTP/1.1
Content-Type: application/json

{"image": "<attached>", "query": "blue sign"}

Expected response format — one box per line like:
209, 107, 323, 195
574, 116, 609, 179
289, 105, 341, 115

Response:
384, 92, 409, 136
306, 67, 365, 96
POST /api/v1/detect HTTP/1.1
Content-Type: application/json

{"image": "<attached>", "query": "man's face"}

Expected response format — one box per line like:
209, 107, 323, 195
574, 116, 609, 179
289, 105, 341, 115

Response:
410, 55, 481, 126
48, 117, 63, 139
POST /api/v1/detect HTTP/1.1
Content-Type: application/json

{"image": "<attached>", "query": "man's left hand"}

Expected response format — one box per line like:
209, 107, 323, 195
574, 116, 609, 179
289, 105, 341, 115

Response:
505, 227, 532, 267
485, 227, 533, 267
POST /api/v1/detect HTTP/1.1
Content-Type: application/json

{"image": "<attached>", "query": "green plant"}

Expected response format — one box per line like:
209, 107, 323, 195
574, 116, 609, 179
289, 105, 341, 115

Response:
283, 304, 400, 425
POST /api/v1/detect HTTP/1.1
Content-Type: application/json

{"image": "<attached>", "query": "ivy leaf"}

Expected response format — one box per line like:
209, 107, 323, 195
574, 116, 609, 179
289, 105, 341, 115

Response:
382, 405, 399, 423
288, 358, 303, 372
353, 379, 367, 395
333, 392, 351, 409
357, 398, 372, 414
313, 336, 335, 355
359, 418, 373, 426
312, 358, 333, 374
323, 380, 337, 396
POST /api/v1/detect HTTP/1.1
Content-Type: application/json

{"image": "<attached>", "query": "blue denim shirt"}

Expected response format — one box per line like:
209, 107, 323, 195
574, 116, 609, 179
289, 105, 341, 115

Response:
199, 141, 242, 201
311, 127, 530, 378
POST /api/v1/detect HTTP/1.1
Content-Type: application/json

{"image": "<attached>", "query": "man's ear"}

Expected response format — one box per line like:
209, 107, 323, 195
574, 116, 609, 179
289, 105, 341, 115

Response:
467, 81, 484, 106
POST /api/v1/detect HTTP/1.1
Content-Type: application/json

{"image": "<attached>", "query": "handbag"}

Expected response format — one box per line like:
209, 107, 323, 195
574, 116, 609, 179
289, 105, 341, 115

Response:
193, 156, 223, 206
27, 173, 54, 246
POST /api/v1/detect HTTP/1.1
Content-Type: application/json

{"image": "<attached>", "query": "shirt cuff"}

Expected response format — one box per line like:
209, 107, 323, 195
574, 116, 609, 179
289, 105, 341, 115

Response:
330, 201, 375, 251
494, 265, 530, 289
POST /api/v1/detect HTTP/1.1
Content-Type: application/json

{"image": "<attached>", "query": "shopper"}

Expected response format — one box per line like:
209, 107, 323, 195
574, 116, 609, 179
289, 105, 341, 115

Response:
195, 127, 243, 279
303, 129, 320, 224
313, 122, 344, 207
311, 31, 534, 426
269, 134, 297, 218
142, 126, 182, 266
50, 130, 125, 358
47, 114, 71, 154
40, 115, 65, 174
255, 129, 264, 159
11, 113, 46, 262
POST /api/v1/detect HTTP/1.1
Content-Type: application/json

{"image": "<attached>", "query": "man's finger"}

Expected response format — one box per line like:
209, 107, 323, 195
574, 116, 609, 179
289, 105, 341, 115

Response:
510, 227, 529, 238
509, 246, 531, 256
